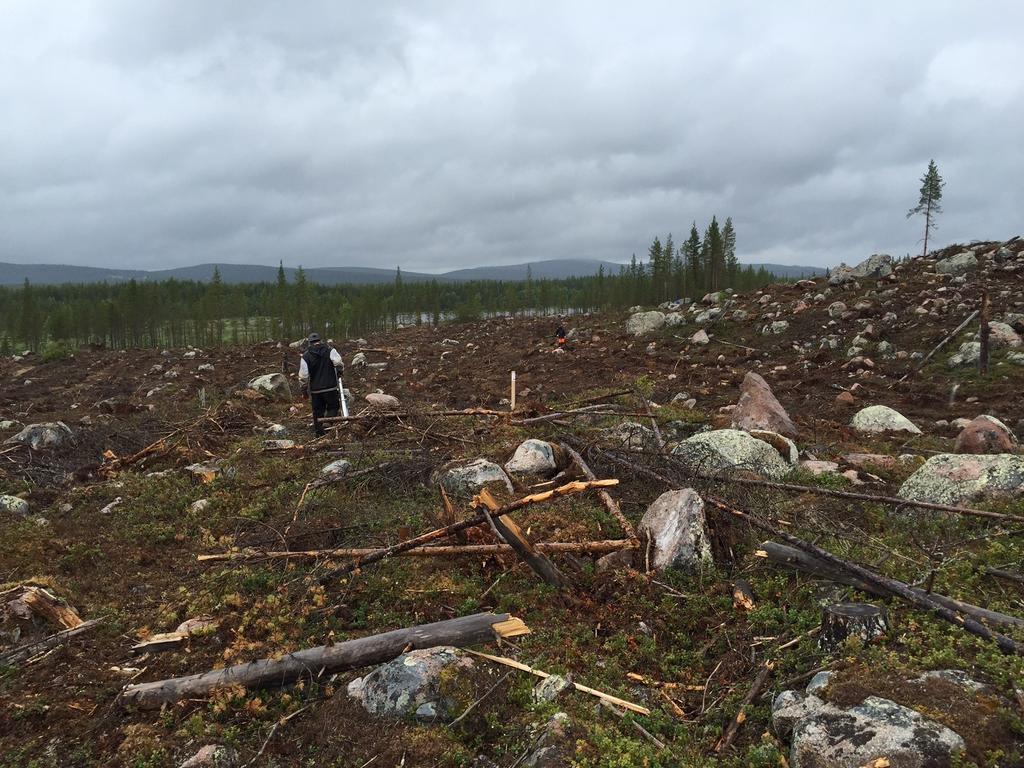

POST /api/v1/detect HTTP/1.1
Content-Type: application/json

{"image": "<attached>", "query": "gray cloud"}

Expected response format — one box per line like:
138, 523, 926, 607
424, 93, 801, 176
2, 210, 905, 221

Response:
1, 1, 1022, 272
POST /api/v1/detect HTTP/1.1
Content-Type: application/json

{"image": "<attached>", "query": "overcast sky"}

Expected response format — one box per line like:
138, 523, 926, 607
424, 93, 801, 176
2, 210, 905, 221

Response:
2, 1, 1022, 272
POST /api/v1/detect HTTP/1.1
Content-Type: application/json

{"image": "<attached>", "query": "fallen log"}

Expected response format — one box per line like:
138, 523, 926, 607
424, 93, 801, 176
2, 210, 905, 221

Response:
120, 612, 526, 710
757, 541, 1024, 629
707, 497, 1024, 655
560, 442, 638, 540
315, 479, 618, 585
0, 619, 102, 667
476, 488, 571, 589
513, 407, 652, 426
199, 540, 636, 562
318, 409, 507, 423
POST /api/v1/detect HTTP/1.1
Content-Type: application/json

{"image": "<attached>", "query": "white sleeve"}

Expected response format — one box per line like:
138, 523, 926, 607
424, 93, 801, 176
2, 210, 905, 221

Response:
298, 358, 308, 381
330, 348, 343, 366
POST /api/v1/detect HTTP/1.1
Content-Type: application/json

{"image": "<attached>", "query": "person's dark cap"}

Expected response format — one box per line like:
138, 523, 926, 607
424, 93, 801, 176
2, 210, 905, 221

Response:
307, 333, 321, 343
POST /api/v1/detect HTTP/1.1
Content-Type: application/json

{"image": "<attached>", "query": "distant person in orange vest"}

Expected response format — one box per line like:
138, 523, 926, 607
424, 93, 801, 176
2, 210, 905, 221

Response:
555, 321, 567, 348
298, 333, 344, 437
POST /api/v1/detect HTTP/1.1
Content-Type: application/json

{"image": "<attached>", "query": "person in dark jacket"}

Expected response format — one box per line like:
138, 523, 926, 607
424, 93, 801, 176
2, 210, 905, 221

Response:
555, 321, 567, 347
298, 333, 344, 437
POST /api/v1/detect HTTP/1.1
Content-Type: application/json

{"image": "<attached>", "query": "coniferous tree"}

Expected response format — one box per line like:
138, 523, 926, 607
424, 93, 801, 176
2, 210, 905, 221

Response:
722, 217, 738, 285
907, 159, 944, 257
684, 224, 701, 296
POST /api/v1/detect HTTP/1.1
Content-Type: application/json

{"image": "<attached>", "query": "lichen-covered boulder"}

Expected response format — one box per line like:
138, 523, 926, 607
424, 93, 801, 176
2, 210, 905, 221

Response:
897, 453, 1024, 506
505, 439, 558, 476
637, 489, 712, 573
347, 647, 475, 722
4, 421, 73, 450
851, 405, 921, 434
672, 429, 791, 479
0, 495, 30, 517
983, 321, 1023, 349
790, 695, 964, 768
604, 421, 658, 451
247, 373, 290, 399
433, 459, 513, 499
935, 249, 978, 275
625, 311, 666, 337
948, 341, 980, 368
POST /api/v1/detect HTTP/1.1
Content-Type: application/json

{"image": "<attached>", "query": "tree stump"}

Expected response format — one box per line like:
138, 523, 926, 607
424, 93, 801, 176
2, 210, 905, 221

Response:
819, 602, 888, 652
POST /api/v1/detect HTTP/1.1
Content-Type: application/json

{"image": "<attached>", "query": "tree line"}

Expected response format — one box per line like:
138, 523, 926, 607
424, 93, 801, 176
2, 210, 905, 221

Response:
0, 218, 799, 352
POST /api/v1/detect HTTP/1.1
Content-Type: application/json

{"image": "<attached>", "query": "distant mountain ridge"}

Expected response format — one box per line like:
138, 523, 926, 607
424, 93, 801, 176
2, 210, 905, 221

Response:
0, 258, 826, 286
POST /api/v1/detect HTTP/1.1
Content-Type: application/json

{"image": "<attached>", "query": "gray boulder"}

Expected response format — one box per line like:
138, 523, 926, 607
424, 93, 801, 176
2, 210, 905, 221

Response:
790, 695, 964, 768
898, 453, 1024, 506
505, 439, 558, 476
695, 307, 723, 325
672, 429, 791, 479
828, 264, 856, 286
936, 250, 978, 275
830, 254, 893, 285
664, 312, 686, 327
625, 311, 666, 336
0, 495, 30, 517
3, 421, 73, 450
351, 351, 368, 368
948, 341, 980, 368
604, 421, 658, 451
248, 373, 290, 399
637, 489, 712, 573
827, 301, 847, 318
851, 405, 921, 434
321, 459, 352, 477
763, 320, 790, 335
852, 253, 893, 279
0, 419, 24, 431
434, 459, 513, 499
347, 647, 475, 722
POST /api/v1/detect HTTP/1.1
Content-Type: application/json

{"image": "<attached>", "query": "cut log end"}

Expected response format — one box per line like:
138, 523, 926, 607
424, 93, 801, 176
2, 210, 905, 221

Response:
819, 602, 889, 652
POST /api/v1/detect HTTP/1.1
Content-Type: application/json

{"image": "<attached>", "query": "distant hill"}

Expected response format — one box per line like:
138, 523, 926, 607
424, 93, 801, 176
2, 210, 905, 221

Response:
0, 258, 826, 286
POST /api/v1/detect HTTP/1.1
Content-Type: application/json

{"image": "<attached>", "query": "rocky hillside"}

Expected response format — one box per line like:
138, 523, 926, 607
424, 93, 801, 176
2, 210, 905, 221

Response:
1, 239, 1023, 767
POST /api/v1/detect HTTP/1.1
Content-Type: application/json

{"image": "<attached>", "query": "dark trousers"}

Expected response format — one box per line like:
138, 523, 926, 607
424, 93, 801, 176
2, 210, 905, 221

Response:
311, 390, 341, 436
